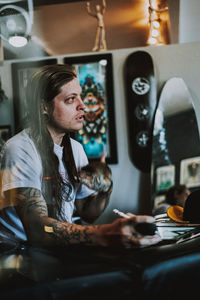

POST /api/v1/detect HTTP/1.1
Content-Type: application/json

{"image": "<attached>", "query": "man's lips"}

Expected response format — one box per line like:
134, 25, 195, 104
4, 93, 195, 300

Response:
75, 114, 85, 120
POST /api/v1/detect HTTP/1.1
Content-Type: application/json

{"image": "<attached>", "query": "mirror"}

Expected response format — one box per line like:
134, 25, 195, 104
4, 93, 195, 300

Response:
151, 77, 200, 211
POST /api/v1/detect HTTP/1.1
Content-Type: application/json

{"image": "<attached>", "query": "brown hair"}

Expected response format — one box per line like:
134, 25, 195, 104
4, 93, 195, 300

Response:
25, 64, 79, 220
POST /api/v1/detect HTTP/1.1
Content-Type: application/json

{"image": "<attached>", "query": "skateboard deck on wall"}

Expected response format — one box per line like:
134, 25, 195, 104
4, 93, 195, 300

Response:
124, 50, 157, 173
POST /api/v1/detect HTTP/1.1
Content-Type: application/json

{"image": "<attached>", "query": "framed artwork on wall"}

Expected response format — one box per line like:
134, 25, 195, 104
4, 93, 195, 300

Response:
11, 58, 57, 133
154, 195, 166, 208
64, 53, 118, 164
156, 164, 175, 192
180, 156, 200, 188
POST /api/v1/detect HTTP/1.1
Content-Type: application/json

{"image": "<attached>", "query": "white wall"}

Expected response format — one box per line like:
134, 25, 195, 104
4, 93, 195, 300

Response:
1, 42, 200, 224
179, 0, 200, 44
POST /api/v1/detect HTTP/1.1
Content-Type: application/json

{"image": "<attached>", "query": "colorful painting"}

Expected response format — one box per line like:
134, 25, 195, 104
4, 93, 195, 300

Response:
64, 54, 117, 164
75, 62, 107, 158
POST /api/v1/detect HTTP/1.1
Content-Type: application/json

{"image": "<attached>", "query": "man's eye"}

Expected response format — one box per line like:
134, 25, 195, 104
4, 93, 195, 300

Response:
65, 97, 75, 103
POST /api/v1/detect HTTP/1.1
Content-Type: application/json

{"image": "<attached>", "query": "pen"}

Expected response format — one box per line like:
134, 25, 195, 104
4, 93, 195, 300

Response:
113, 208, 130, 219
113, 208, 158, 235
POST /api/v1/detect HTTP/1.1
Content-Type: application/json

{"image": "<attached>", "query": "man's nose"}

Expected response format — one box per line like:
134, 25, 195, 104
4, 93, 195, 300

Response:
77, 96, 86, 110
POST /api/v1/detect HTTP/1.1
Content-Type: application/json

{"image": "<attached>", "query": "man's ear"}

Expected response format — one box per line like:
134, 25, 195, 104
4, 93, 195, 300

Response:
41, 101, 48, 115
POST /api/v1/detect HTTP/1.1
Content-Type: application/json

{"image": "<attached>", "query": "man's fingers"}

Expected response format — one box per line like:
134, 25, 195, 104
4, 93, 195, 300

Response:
130, 234, 162, 247
126, 212, 136, 217
128, 215, 155, 224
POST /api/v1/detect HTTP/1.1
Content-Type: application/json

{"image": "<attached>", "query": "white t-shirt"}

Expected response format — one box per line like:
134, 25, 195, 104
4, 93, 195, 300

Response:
0, 130, 94, 241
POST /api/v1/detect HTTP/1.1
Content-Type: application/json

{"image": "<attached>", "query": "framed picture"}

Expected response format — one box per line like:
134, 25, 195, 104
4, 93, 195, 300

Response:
153, 195, 166, 208
11, 58, 57, 133
180, 156, 200, 188
64, 53, 118, 164
156, 165, 175, 192
0, 125, 11, 143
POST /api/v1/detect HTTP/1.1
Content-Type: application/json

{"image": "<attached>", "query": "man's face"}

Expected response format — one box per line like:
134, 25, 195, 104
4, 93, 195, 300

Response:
48, 78, 86, 133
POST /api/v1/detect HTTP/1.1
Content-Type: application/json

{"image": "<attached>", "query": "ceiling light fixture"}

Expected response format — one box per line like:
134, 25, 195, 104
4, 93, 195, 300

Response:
0, 0, 33, 47
147, 0, 168, 46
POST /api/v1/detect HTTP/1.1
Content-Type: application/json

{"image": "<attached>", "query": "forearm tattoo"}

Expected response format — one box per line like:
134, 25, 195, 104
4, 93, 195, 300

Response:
48, 221, 99, 245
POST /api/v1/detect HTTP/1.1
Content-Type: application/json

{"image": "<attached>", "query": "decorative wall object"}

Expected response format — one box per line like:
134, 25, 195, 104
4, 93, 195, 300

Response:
11, 58, 57, 132
124, 50, 157, 172
86, 0, 107, 52
154, 194, 166, 208
64, 53, 117, 164
147, 0, 170, 46
156, 164, 175, 192
180, 156, 200, 188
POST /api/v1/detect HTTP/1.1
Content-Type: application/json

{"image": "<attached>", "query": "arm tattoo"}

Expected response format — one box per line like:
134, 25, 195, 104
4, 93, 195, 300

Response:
10, 188, 98, 246
75, 182, 113, 223
48, 221, 99, 245
14, 187, 48, 218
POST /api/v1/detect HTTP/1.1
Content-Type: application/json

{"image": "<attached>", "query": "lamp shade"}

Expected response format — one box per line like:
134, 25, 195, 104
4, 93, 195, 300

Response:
0, 4, 31, 47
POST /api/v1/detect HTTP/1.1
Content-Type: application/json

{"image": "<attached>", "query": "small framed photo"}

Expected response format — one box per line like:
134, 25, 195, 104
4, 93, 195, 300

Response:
64, 53, 118, 164
180, 156, 200, 188
154, 195, 166, 208
156, 165, 175, 191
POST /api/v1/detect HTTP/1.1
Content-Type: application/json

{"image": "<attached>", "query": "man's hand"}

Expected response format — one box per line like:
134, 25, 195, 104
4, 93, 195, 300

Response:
95, 215, 161, 248
78, 153, 112, 193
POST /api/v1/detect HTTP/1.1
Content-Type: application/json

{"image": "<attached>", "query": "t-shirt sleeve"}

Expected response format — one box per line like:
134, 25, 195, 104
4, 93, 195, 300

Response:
70, 139, 95, 199
0, 138, 42, 194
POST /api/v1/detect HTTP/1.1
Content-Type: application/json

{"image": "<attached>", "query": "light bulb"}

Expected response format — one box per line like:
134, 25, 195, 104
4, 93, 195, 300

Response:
153, 20, 160, 28
148, 37, 157, 45
152, 29, 159, 37
8, 35, 28, 47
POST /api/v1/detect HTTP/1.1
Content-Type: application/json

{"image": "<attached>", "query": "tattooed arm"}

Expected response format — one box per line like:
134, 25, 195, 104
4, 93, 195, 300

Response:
75, 186, 112, 224
4, 188, 161, 248
75, 158, 113, 223
5, 187, 98, 246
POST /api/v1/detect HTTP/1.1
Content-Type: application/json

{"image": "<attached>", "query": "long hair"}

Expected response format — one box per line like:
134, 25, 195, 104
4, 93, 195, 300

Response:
24, 64, 79, 220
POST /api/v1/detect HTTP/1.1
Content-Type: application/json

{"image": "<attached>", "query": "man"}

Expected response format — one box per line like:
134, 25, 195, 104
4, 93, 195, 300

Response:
0, 64, 161, 248
153, 184, 190, 216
